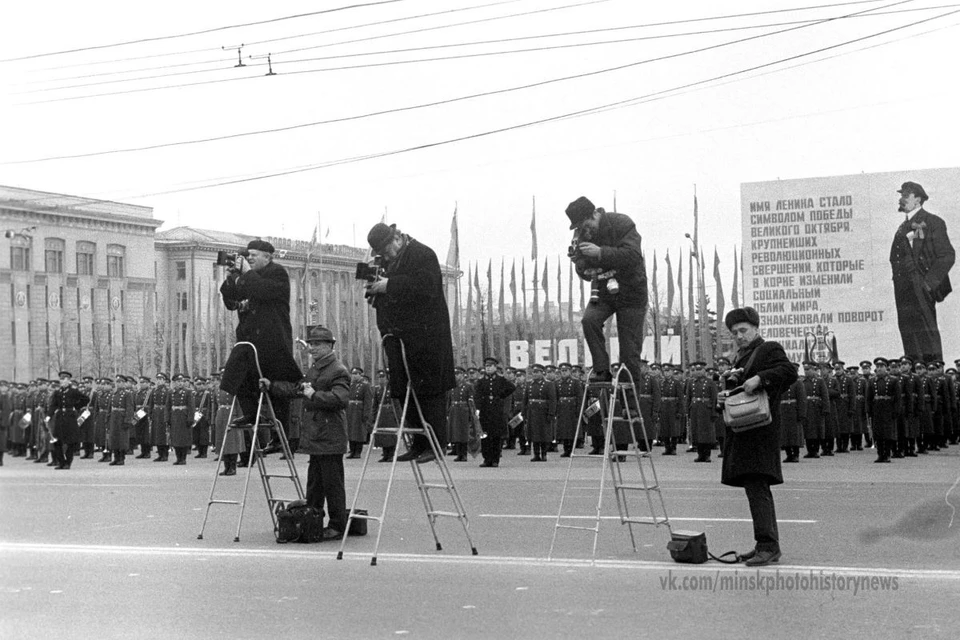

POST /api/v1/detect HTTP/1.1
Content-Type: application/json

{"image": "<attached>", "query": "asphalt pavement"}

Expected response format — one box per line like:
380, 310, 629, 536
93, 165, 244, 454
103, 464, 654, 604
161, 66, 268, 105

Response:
3, 443, 960, 639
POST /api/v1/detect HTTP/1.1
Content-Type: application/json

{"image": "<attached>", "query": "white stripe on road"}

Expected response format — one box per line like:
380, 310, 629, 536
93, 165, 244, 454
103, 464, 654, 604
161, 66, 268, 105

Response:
478, 514, 817, 523
2, 542, 958, 581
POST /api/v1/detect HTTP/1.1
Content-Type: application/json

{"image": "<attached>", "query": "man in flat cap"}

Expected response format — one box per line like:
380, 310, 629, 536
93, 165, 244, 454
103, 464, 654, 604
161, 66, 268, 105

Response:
364, 222, 455, 463
889, 181, 955, 363
219, 238, 302, 443
565, 196, 647, 384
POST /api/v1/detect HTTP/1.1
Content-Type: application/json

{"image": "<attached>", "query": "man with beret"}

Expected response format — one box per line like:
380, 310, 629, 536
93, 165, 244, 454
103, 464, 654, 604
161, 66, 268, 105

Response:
364, 223, 456, 463
719, 307, 798, 566
474, 357, 517, 467
219, 238, 303, 445
889, 182, 955, 363
566, 197, 647, 384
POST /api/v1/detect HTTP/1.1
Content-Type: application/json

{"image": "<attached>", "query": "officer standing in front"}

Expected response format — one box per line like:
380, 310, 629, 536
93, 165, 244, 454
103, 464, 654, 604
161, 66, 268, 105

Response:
474, 356, 516, 467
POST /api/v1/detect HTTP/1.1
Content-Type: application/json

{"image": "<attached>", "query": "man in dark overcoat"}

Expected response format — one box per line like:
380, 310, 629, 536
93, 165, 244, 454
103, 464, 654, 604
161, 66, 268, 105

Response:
47, 371, 89, 470
365, 223, 456, 464
220, 239, 303, 437
474, 356, 516, 467
720, 307, 798, 567
866, 358, 901, 463
889, 181, 955, 362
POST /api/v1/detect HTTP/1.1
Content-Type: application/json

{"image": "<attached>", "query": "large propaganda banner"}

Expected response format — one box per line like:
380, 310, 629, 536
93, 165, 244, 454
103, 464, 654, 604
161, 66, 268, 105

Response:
741, 168, 959, 365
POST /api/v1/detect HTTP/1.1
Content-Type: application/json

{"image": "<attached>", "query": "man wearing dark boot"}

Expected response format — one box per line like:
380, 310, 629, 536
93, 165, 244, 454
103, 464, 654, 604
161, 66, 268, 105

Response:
867, 358, 899, 463
49, 371, 89, 470
168, 374, 195, 466
475, 357, 516, 469
779, 376, 805, 463
107, 375, 135, 467
150, 373, 171, 462
345, 367, 373, 460
447, 367, 474, 463
800, 361, 827, 458
554, 363, 582, 460
523, 364, 555, 463
687, 362, 717, 463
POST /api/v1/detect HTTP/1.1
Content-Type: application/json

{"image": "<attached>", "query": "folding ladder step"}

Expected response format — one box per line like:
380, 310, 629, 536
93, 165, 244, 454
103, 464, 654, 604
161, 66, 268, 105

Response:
615, 483, 660, 491
621, 516, 669, 526
427, 510, 464, 518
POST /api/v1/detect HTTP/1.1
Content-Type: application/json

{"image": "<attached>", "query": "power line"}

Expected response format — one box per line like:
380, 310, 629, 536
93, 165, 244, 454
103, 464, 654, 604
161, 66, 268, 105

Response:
102, 3, 958, 200
22, 1, 944, 93
16, 0, 915, 105
25, 0, 526, 75
0, 0, 411, 63
5, 0, 912, 161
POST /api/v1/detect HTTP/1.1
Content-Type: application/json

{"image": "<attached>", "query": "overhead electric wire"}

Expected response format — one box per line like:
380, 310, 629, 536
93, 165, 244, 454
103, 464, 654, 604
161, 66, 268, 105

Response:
25, 0, 526, 75
16, 0, 915, 106
104, 3, 958, 201
20, 2, 950, 94
5, 0, 913, 162
20, 0, 883, 85
0, 0, 412, 63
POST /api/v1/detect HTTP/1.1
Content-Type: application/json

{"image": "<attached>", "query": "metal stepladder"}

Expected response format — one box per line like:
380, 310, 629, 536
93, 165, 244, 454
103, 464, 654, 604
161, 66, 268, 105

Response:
197, 341, 304, 542
337, 334, 478, 565
549, 364, 672, 560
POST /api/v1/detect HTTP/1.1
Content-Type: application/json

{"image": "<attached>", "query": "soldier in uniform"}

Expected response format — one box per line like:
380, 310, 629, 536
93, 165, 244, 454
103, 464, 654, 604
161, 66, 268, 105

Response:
95, 379, 114, 463
213, 371, 246, 476
658, 365, 683, 455
554, 363, 583, 458
133, 376, 153, 459
475, 357, 516, 467
914, 361, 936, 453
372, 369, 398, 463
867, 358, 901, 463
47, 372, 89, 470
447, 367, 475, 462
897, 357, 919, 456
686, 362, 718, 462
507, 369, 528, 455
151, 373, 172, 462
800, 361, 829, 458
818, 361, 838, 456
930, 361, 952, 450
0, 380, 10, 466
859, 360, 875, 448
778, 373, 807, 463
192, 376, 214, 459
523, 363, 557, 462
168, 373, 196, 465
830, 361, 854, 453
76, 376, 96, 459
635, 359, 662, 451
345, 367, 373, 459
107, 376, 136, 466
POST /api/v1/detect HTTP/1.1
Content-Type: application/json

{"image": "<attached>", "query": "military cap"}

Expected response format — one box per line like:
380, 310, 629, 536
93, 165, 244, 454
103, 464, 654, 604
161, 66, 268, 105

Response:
913, 361, 927, 369
690, 361, 706, 367
558, 362, 571, 369
716, 357, 731, 365
897, 181, 928, 201
802, 360, 817, 367
572, 365, 584, 371
173, 373, 187, 381
650, 363, 662, 370
351, 366, 364, 374
82, 376, 94, 382
954, 359, 960, 365
467, 367, 478, 373
58, 370, 73, 379
367, 222, 397, 253
376, 369, 386, 376
845, 366, 858, 372
210, 371, 221, 378
545, 364, 557, 371
899, 356, 913, 364
873, 357, 889, 366
194, 376, 207, 383
305, 325, 335, 344
138, 375, 151, 383
115, 373, 126, 381
817, 361, 832, 368
566, 196, 596, 229
947, 368, 957, 375
530, 363, 545, 371
833, 360, 845, 366
156, 372, 170, 381
724, 307, 760, 330
483, 356, 499, 366
454, 366, 466, 374
246, 238, 275, 254
859, 360, 873, 368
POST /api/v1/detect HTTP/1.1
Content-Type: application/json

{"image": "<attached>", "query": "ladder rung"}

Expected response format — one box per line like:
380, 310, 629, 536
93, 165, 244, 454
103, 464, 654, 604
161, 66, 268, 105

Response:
616, 484, 659, 491
420, 482, 452, 490
371, 428, 427, 435
208, 499, 241, 506
427, 510, 463, 518
261, 473, 297, 480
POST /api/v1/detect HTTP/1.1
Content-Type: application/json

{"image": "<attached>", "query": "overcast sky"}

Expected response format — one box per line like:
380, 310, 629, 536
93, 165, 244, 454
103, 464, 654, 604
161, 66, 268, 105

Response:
3, 0, 959, 296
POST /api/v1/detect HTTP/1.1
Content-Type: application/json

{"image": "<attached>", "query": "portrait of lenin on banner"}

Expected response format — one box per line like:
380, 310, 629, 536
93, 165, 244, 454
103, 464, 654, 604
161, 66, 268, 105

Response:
889, 181, 956, 362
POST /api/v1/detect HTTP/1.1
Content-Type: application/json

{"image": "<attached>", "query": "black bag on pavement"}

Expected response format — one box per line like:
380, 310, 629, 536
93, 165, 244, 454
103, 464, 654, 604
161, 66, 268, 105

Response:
348, 508, 368, 536
275, 500, 324, 543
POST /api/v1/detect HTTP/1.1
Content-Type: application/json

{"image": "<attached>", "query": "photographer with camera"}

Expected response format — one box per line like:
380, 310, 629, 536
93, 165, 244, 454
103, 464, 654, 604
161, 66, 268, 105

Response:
566, 196, 648, 383
718, 307, 798, 566
219, 239, 302, 439
363, 223, 456, 463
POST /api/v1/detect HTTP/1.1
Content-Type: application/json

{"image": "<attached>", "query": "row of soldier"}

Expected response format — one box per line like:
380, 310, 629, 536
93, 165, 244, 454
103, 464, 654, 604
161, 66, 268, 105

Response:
2, 355, 957, 469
